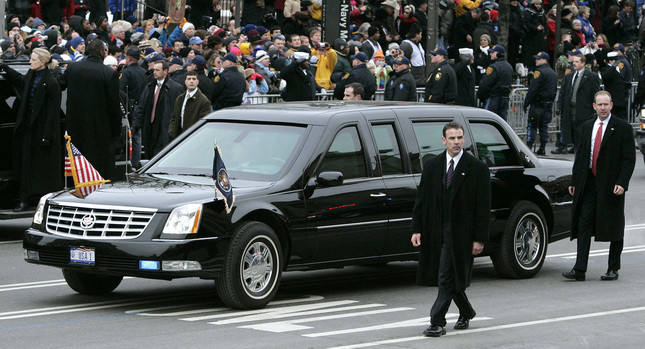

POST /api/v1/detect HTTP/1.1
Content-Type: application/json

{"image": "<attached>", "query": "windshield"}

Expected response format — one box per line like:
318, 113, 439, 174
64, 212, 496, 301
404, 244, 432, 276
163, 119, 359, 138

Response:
147, 122, 307, 182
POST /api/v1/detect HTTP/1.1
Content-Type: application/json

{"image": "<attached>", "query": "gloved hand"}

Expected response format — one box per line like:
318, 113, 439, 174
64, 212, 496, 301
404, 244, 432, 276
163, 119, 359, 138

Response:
251, 73, 264, 82
309, 55, 319, 65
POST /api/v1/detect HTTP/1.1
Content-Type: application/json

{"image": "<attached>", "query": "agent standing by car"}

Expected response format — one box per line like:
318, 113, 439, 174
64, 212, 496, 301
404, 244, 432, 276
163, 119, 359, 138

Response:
523, 51, 557, 155
59, 39, 121, 180
563, 91, 635, 282
411, 121, 490, 337
0, 48, 63, 211
384, 56, 417, 101
424, 47, 457, 104
478, 45, 513, 120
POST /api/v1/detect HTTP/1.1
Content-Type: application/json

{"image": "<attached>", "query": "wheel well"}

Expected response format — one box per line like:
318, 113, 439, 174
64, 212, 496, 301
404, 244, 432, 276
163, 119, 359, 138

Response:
238, 210, 291, 261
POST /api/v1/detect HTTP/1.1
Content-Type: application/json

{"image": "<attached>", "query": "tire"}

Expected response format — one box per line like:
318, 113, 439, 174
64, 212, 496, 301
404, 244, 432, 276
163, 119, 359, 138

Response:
62, 269, 123, 294
491, 201, 548, 279
215, 221, 283, 309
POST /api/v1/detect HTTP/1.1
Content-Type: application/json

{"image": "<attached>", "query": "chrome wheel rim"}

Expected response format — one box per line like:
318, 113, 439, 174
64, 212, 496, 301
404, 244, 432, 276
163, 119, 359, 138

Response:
241, 240, 274, 294
514, 214, 543, 268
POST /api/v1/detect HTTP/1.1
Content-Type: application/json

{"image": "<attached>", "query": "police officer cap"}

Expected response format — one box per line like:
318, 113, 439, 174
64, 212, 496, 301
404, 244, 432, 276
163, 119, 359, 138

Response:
191, 55, 206, 67
566, 48, 582, 56
429, 47, 448, 56
488, 44, 505, 54
333, 38, 347, 51
167, 56, 183, 66
145, 52, 165, 63
222, 52, 238, 63
533, 51, 550, 60
126, 45, 141, 58
350, 52, 368, 62
393, 56, 410, 65
612, 43, 625, 52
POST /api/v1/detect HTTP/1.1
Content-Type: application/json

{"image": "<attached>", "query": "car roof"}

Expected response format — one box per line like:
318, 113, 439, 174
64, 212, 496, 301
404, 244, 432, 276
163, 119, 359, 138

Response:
205, 101, 468, 125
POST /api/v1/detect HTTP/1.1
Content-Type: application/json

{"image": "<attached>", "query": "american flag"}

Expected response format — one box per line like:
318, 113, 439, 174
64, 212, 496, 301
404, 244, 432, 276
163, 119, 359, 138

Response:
64, 135, 109, 199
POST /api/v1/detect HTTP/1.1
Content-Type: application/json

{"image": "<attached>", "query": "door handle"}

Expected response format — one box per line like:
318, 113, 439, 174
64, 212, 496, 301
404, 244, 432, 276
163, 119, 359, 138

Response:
370, 193, 386, 198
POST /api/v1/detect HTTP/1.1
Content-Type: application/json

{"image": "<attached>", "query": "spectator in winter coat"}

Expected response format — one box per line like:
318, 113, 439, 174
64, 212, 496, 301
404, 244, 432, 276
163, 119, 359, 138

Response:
577, 6, 595, 44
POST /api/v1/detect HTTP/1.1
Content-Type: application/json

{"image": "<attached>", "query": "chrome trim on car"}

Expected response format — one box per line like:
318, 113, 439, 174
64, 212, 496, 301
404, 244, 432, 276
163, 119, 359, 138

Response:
50, 201, 158, 212
315, 220, 389, 230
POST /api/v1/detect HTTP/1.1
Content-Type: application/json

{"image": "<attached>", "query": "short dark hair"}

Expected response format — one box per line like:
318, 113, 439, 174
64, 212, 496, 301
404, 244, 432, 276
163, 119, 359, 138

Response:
186, 70, 198, 78
86, 39, 106, 57
346, 82, 364, 98
154, 60, 169, 71
442, 121, 464, 137
573, 54, 586, 64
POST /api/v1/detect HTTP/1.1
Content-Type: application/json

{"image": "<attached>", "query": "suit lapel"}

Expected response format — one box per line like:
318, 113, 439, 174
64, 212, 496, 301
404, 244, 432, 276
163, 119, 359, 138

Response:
600, 116, 617, 150
450, 152, 472, 202
433, 152, 447, 201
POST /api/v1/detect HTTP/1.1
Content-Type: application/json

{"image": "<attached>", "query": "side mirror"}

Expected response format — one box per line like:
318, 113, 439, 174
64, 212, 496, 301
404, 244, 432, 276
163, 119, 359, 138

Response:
316, 171, 344, 187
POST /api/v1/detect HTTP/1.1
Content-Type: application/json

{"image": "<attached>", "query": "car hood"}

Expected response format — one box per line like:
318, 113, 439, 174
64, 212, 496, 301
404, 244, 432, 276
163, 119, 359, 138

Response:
49, 173, 272, 212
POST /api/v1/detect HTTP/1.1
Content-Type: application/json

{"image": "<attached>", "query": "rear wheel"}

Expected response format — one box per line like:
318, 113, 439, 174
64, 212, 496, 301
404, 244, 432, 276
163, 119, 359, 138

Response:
62, 269, 123, 294
491, 201, 548, 279
216, 221, 283, 309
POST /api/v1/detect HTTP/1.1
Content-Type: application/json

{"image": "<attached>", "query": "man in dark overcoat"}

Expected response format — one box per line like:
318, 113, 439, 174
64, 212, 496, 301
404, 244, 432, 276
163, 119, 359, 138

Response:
0, 55, 62, 210
563, 91, 635, 282
553, 54, 600, 154
281, 49, 317, 101
133, 60, 184, 159
211, 53, 247, 109
411, 121, 490, 337
454, 48, 476, 107
59, 39, 121, 180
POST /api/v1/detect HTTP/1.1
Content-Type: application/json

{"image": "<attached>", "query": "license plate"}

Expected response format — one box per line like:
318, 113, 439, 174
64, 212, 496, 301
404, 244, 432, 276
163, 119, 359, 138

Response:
70, 247, 95, 265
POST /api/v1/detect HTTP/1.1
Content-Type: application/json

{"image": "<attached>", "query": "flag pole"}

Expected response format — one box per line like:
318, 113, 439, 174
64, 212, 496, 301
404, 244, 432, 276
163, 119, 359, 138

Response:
63, 131, 68, 192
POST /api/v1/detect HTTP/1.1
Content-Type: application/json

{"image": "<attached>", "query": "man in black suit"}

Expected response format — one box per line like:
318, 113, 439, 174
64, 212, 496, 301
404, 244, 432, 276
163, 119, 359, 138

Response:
553, 54, 601, 154
411, 121, 491, 337
563, 91, 636, 282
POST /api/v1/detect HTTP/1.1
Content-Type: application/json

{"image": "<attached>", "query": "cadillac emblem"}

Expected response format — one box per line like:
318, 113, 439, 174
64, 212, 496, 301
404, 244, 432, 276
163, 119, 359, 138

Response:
80, 214, 96, 229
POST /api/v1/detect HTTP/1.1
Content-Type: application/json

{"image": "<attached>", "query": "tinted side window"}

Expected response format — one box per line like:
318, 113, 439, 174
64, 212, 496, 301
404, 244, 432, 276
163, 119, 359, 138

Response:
412, 122, 445, 165
318, 126, 367, 179
470, 122, 520, 167
372, 124, 404, 175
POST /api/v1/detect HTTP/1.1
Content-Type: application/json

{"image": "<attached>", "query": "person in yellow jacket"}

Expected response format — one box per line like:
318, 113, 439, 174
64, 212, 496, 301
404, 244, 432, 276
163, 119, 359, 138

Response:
312, 42, 337, 90
455, 0, 482, 17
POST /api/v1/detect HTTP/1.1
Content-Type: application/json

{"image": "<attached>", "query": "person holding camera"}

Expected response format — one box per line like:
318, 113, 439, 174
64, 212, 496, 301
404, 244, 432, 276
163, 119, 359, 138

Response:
523, 51, 557, 155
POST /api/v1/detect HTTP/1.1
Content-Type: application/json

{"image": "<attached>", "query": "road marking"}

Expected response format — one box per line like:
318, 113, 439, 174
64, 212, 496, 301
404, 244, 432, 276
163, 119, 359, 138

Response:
0, 279, 66, 292
328, 306, 645, 349
0, 240, 21, 245
304, 314, 494, 337
238, 307, 414, 333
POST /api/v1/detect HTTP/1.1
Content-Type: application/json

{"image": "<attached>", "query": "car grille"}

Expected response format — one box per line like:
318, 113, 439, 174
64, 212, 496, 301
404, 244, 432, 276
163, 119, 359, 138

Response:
45, 204, 157, 239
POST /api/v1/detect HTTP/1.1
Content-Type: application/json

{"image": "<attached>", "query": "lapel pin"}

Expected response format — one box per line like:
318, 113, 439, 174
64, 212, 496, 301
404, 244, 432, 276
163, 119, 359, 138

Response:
611, 128, 614, 130
461, 173, 465, 176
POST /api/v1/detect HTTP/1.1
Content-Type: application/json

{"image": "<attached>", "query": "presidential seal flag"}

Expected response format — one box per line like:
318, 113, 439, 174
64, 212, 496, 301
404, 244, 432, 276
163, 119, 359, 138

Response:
212, 142, 235, 213
64, 134, 110, 199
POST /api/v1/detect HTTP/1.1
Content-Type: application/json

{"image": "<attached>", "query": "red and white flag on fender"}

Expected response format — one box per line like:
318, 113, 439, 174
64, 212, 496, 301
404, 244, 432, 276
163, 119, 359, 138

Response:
64, 134, 109, 198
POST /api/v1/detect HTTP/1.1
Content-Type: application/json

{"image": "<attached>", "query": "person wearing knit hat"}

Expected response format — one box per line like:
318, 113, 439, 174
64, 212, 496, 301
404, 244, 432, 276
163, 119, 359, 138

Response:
183, 22, 195, 33
362, 26, 382, 60
69, 37, 86, 61
103, 55, 118, 67
32, 18, 47, 30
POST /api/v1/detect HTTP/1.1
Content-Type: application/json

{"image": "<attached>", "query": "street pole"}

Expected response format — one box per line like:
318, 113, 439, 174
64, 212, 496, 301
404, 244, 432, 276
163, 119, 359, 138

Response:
554, 0, 562, 66
0, 2, 5, 38
425, 0, 438, 76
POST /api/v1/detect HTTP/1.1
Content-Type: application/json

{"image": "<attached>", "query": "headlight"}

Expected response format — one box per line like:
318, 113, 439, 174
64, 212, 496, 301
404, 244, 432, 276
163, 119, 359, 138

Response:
33, 193, 54, 225
162, 204, 202, 235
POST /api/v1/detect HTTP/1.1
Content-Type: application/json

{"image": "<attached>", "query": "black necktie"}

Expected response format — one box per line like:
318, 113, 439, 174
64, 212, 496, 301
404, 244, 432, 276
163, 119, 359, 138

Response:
446, 159, 454, 187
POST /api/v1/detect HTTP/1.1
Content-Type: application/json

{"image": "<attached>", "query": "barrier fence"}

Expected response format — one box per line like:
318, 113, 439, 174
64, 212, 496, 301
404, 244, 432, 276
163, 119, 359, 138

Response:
244, 82, 641, 137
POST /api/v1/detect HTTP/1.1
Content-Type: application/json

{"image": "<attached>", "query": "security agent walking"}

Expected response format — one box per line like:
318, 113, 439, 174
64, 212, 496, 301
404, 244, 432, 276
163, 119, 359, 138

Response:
562, 91, 635, 282
411, 121, 490, 337
553, 55, 600, 154
333, 52, 377, 100
601, 52, 629, 120
424, 47, 457, 104
211, 53, 246, 110
478, 45, 513, 120
384, 56, 417, 101
523, 51, 557, 155
454, 48, 476, 107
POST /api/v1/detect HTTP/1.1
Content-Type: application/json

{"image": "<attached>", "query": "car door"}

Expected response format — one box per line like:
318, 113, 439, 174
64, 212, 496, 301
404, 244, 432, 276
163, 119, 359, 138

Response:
363, 111, 418, 257
304, 115, 389, 263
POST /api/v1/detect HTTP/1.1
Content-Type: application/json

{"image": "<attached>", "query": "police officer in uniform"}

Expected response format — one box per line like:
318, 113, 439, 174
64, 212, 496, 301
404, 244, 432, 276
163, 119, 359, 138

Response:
478, 44, 513, 120
523, 51, 557, 155
333, 52, 377, 100
454, 48, 476, 107
119, 45, 147, 167
612, 43, 633, 119
384, 56, 417, 101
424, 47, 457, 104
601, 52, 629, 120
211, 53, 246, 111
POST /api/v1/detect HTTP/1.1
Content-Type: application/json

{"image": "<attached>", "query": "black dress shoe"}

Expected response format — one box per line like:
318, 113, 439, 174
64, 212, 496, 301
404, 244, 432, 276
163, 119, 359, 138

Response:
535, 146, 546, 156
551, 147, 567, 154
567, 146, 575, 154
423, 325, 446, 337
562, 269, 585, 281
601, 270, 619, 280
454, 317, 470, 330
12, 202, 30, 212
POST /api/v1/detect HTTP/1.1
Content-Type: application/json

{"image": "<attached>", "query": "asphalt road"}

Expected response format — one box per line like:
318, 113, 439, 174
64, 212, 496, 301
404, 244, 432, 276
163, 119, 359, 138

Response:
1, 153, 644, 348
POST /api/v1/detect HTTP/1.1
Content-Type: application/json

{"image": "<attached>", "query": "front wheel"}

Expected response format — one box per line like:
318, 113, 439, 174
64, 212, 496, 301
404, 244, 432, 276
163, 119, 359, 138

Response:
216, 221, 283, 309
491, 201, 548, 279
62, 269, 123, 294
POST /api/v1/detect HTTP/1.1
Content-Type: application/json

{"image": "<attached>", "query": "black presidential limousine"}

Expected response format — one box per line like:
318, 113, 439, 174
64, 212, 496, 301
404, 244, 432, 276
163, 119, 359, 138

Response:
24, 101, 573, 309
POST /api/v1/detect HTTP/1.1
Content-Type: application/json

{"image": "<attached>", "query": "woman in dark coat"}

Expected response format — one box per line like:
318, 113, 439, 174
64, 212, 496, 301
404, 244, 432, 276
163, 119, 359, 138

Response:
0, 48, 63, 211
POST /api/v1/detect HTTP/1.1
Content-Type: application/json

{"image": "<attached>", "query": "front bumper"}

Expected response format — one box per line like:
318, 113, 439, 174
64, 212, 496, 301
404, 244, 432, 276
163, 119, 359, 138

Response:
637, 129, 645, 159
23, 228, 226, 279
